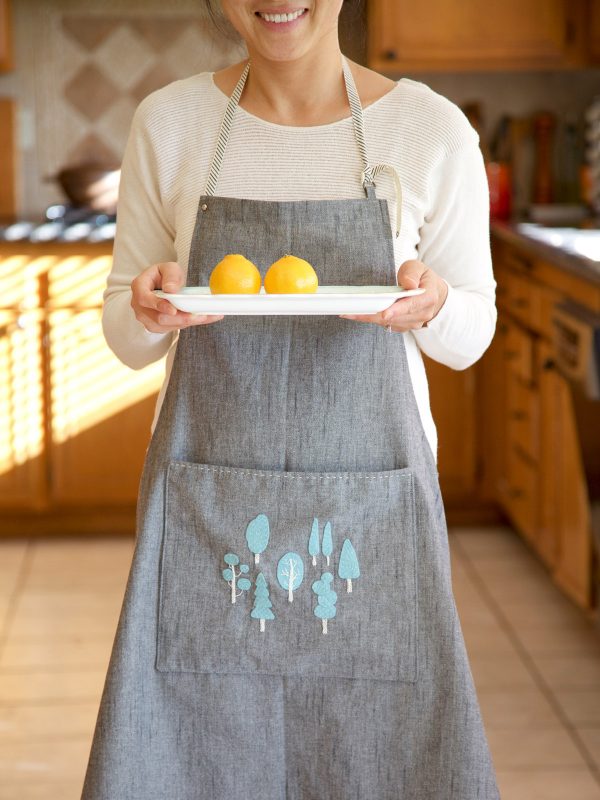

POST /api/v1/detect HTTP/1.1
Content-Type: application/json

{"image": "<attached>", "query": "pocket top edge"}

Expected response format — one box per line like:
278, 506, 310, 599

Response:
167, 460, 415, 483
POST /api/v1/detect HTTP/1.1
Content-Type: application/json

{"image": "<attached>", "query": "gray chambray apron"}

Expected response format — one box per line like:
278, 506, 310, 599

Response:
81, 56, 499, 800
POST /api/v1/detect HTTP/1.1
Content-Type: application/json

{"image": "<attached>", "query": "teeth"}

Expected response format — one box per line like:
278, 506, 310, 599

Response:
258, 8, 305, 23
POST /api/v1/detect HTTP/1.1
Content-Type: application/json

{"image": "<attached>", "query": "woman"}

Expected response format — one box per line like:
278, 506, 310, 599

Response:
82, 2, 499, 798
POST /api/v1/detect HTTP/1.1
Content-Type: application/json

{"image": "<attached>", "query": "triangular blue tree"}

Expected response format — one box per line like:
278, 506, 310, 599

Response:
250, 572, 275, 632
245, 513, 270, 564
308, 518, 320, 566
322, 521, 333, 566
312, 572, 337, 634
222, 553, 251, 604
338, 538, 360, 593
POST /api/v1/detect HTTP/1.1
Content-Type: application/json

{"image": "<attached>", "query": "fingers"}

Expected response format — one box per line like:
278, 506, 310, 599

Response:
131, 262, 224, 332
158, 261, 185, 293
397, 259, 426, 290
137, 309, 224, 333
340, 262, 439, 331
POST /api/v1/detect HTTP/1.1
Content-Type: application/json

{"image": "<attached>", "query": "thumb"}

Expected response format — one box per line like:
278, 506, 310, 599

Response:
397, 260, 425, 290
158, 262, 184, 292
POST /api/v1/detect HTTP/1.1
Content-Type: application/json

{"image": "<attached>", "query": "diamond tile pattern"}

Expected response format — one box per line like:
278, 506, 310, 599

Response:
64, 64, 119, 123
130, 19, 192, 52
92, 25, 155, 92
61, 16, 121, 52
52, 13, 240, 175
131, 63, 177, 107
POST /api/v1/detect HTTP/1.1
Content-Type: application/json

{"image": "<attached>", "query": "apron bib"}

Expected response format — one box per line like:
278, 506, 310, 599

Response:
82, 56, 499, 800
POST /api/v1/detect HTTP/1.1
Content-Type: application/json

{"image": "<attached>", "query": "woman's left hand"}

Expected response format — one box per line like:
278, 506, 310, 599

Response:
340, 260, 448, 332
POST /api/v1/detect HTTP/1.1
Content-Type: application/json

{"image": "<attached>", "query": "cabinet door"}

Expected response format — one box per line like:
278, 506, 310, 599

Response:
0, 310, 47, 511
368, 0, 584, 71
423, 356, 477, 503
47, 308, 163, 505
588, 0, 600, 62
550, 366, 593, 608
0, 1, 12, 72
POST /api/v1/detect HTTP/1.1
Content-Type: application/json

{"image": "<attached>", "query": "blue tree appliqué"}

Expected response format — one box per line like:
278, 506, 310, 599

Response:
250, 572, 275, 632
322, 521, 333, 567
312, 572, 337, 634
308, 518, 320, 566
222, 553, 251, 604
277, 552, 304, 602
245, 513, 270, 564
338, 538, 360, 593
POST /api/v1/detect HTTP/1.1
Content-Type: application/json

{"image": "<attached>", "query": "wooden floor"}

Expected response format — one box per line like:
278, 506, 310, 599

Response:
0, 526, 599, 799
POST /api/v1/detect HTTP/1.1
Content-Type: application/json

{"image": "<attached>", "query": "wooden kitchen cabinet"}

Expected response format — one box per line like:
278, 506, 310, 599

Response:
368, 0, 586, 72
0, 244, 163, 535
482, 233, 597, 610
0, 309, 46, 509
0, 0, 12, 72
424, 357, 479, 510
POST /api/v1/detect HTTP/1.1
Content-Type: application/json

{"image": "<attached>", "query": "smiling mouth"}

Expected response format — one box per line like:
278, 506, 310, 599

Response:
255, 8, 308, 23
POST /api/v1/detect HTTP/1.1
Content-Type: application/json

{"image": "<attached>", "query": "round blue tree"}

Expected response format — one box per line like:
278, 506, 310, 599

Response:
312, 572, 337, 634
277, 552, 304, 603
245, 514, 270, 564
222, 552, 251, 604
250, 572, 275, 632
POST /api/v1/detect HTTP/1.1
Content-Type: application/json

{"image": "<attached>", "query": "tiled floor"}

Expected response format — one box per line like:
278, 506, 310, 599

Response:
0, 526, 599, 799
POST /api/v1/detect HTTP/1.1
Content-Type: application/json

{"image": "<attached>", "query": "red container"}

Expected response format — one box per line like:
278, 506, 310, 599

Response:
486, 161, 512, 220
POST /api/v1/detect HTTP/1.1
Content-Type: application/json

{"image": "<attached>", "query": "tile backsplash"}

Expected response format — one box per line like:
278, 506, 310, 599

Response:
0, 0, 598, 218
0, 1, 244, 216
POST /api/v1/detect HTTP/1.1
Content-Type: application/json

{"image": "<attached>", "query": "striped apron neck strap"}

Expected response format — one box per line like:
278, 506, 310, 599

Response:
205, 61, 250, 197
341, 56, 402, 238
204, 56, 402, 239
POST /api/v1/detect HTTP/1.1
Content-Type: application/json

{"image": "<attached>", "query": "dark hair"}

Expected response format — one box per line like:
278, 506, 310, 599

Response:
202, 1, 365, 48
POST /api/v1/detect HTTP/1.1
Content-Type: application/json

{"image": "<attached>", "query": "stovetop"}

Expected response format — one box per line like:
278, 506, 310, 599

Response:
0, 205, 116, 244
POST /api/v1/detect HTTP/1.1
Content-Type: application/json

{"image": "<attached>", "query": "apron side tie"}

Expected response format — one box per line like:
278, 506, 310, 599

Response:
362, 163, 403, 239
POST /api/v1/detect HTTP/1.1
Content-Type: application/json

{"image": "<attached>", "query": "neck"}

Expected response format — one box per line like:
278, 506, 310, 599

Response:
242, 47, 348, 126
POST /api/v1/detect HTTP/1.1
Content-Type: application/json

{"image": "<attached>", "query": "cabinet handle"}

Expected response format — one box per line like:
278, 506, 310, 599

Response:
542, 358, 556, 371
514, 298, 529, 309
511, 410, 527, 421
509, 487, 524, 499
382, 49, 398, 60
565, 17, 576, 46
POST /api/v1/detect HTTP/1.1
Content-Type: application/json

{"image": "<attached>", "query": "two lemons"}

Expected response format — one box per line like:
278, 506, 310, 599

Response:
209, 253, 318, 294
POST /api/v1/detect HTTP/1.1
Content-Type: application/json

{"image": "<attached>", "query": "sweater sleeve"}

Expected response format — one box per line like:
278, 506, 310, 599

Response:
102, 101, 177, 370
411, 141, 497, 371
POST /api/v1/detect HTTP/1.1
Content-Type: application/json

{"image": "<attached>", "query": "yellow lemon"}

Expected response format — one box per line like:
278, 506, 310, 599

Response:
209, 254, 261, 294
264, 254, 318, 294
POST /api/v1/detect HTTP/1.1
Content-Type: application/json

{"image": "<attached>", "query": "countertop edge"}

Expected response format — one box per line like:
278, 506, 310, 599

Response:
491, 221, 600, 288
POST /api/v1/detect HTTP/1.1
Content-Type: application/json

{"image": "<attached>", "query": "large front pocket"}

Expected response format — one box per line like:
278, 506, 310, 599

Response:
156, 462, 419, 682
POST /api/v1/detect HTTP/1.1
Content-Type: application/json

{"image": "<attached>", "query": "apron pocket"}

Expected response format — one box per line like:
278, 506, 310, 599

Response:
156, 461, 419, 682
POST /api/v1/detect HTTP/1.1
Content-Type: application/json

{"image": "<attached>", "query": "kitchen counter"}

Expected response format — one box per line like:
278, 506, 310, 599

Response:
491, 220, 600, 287
0, 239, 112, 254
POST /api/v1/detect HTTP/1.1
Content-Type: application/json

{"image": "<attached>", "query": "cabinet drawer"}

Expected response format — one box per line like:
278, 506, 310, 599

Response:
505, 447, 538, 543
508, 375, 539, 462
504, 321, 535, 384
504, 270, 543, 332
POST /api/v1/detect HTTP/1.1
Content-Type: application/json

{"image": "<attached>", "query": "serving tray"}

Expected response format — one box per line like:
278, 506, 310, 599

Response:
154, 286, 425, 316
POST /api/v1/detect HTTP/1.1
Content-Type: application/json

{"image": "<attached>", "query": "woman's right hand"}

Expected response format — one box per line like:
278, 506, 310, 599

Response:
131, 261, 224, 333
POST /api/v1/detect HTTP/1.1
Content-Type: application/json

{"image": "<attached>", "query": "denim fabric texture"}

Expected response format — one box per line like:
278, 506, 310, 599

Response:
81, 57, 499, 800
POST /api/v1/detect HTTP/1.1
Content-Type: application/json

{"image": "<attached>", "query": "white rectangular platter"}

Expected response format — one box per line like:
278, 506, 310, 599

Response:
154, 286, 425, 316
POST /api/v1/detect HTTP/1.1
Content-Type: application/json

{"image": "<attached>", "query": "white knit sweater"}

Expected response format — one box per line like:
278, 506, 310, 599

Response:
103, 70, 497, 460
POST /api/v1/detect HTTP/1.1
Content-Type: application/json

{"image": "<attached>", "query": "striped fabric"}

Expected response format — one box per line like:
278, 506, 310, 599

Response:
204, 55, 403, 238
